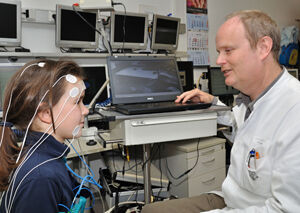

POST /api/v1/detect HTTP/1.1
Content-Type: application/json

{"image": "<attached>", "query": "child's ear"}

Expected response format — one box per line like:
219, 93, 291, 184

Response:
36, 105, 52, 124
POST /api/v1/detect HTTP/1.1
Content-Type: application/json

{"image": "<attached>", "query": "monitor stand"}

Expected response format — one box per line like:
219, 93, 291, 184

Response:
120, 49, 133, 53
68, 48, 84, 53
156, 49, 169, 54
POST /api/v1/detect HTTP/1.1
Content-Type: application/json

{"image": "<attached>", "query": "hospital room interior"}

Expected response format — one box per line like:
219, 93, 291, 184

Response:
0, 0, 299, 212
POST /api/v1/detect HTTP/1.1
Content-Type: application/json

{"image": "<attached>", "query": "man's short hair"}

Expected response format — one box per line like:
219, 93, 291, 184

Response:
227, 10, 281, 61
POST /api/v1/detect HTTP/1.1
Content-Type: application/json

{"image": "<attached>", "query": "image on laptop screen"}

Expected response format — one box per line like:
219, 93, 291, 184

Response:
107, 56, 183, 105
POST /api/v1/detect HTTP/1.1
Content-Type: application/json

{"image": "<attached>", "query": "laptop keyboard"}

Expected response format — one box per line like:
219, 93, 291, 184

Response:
115, 101, 212, 115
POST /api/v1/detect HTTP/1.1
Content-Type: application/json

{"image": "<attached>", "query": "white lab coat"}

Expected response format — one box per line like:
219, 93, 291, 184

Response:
208, 68, 300, 212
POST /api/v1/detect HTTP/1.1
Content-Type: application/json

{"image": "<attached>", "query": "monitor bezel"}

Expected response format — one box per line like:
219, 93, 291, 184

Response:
0, 0, 21, 47
55, 4, 99, 49
110, 11, 148, 50
151, 14, 180, 51
208, 66, 239, 96
107, 56, 183, 105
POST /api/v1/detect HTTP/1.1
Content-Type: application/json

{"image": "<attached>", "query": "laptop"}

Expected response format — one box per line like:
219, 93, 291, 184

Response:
107, 56, 211, 115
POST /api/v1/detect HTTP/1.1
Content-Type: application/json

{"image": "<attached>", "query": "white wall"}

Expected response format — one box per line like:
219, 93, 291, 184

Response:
19, 0, 300, 60
20, 0, 187, 53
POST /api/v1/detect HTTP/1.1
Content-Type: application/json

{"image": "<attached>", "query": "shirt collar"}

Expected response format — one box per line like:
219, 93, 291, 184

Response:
26, 131, 70, 157
236, 67, 285, 120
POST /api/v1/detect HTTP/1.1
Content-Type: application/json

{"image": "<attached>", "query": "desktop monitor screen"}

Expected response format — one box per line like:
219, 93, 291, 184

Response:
81, 65, 108, 106
0, 64, 23, 110
110, 11, 148, 50
151, 14, 180, 51
208, 67, 239, 96
177, 61, 194, 92
0, 0, 21, 47
55, 4, 99, 49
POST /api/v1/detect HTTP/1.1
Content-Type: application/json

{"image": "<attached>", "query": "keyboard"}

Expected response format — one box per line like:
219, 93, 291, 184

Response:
114, 101, 212, 115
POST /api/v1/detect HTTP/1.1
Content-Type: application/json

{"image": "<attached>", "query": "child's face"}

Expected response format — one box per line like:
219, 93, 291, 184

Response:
52, 79, 88, 142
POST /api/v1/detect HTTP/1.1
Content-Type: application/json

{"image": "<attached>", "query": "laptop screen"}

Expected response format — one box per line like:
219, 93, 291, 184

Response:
107, 56, 183, 104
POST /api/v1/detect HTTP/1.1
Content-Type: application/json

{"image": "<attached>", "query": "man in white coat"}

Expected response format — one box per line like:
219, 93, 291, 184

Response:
142, 10, 300, 213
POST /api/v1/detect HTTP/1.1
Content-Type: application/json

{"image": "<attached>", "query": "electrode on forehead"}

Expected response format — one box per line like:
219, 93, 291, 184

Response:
69, 87, 79, 97
66, 74, 77, 84
38, 62, 46, 67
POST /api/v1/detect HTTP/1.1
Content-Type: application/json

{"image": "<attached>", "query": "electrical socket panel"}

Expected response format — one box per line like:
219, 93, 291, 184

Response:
79, 0, 113, 11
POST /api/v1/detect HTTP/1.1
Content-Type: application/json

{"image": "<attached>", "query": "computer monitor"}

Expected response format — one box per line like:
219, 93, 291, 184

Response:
55, 4, 99, 50
177, 61, 194, 91
0, 0, 21, 47
110, 11, 148, 50
107, 56, 182, 105
151, 14, 180, 51
81, 65, 108, 106
208, 67, 239, 96
0, 64, 23, 110
287, 68, 299, 80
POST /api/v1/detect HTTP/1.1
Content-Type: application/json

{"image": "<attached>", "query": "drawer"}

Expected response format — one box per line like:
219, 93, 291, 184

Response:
188, 167, 226, 197
187, 147, 226, 177
186, 143, 224, 159
123, 112, 217, 145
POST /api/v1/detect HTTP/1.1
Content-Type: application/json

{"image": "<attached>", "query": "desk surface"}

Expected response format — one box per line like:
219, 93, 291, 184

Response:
89, 105, 230, 121
67, 134, 118, 158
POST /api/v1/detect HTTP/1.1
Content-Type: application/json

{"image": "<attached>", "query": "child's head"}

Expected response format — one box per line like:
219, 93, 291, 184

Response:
3, 59, 88, 139
0, 59, 88, 190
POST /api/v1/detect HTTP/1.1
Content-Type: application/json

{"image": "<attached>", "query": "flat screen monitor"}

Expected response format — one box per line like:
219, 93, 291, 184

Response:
208, 67, 239, 96
0, 0, 21, 47
81, 65, 108, 106
287, 68, 299, 80
110, 11, 148, 50
177, 61, 194, 91
55, 4, 99, 49
151, 14, 180, 51
0, 64, 23, 110
107, 56, 182, 105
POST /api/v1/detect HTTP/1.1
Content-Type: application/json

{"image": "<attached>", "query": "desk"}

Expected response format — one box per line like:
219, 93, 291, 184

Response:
67, 134, 118, 158
99, 106, 230, 203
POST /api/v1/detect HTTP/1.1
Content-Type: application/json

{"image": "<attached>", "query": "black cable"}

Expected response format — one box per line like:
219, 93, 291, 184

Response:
59, 47, 68, 53
112, 2, 127, 53
166, 138, 201, 180
157, 144, 163, 199
72, 5, 113, 54
72, 5, 102, 37
134, 145, 139, 203
0, 46, 9, 52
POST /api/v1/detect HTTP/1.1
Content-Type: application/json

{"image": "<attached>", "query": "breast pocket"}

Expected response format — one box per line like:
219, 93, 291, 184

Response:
243, 137, 272, 196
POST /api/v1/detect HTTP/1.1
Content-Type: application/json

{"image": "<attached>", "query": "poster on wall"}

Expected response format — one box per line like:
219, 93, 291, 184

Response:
186, 0, 209, 66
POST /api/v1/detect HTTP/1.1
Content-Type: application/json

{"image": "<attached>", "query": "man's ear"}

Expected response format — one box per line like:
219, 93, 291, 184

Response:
36, 105, 52, 124
257, 36, 273, 60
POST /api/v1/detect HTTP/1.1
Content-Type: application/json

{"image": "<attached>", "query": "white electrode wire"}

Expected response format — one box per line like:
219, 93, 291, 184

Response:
0, 63, 45, 149
0, 91, 13, 148
5, 86, 83, 212
6, 90, 83, 213
15, 91, 49, 163
7, 92, 73, 203
8, 85, 77, 190
7, 136, 77, 213
15, 75, 68, 163
5, 86, 83, 210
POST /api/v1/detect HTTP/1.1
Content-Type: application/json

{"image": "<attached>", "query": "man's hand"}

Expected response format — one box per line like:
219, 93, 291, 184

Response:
175, 88, 214, 104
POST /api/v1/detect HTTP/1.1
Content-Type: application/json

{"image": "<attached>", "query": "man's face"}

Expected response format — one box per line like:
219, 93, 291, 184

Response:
215, 16, 262, 94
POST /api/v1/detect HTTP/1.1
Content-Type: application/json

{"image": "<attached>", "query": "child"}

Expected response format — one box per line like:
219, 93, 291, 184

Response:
0, 59, 90, 212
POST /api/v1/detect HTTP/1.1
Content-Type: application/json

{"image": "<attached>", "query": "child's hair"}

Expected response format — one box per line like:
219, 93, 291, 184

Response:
0, 59, 84, 191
